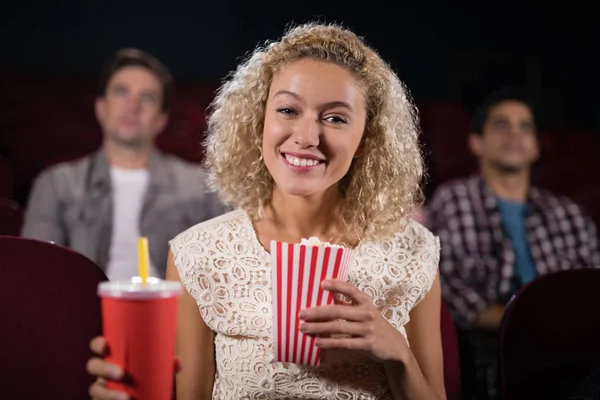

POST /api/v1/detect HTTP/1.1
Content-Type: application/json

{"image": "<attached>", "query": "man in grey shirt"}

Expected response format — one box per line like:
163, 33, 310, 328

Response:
22, 48, 227, 279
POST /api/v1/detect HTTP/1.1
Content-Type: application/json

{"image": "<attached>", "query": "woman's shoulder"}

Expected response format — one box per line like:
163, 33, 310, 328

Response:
169, 209, 248, 249
396, 218, 440, 268
356, 218, 440, 280
168, 209, 259, 294
397, 217, 439, 250
350, 218, 440, 328
362, 217, 439, 254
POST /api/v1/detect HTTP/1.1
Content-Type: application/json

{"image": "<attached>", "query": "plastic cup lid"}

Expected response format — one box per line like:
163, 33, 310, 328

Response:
97, 277, 183, 299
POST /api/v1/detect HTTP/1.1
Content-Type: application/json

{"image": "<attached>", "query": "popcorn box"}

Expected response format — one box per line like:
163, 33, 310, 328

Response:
271, 238, 353, 366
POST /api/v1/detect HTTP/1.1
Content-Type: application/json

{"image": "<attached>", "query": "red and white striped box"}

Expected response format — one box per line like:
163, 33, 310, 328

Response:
271, 239, 353, 366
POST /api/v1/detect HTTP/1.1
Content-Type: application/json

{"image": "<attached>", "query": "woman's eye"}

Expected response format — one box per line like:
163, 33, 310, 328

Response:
277, 108, 296, 115
325, 115, 347, 124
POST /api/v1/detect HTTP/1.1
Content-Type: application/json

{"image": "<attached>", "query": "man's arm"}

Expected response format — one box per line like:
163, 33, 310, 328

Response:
428, 188, 500, 329
473, 304, 506, 329
21, 170, 66, 245
565, 200, 600, 268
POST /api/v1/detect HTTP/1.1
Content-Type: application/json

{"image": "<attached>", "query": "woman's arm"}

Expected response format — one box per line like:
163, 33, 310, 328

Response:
299, 274, 446, 400
385, 272, 446, 400
166, 250, 216, 400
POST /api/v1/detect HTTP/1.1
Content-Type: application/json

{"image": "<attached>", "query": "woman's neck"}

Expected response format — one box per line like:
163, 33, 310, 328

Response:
264, 186, 343, 243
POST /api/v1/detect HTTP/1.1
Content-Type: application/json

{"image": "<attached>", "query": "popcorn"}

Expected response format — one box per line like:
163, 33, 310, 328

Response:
300, 236, 342, 248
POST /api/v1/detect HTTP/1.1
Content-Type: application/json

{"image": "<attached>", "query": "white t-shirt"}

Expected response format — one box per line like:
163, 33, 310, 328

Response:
105, 166, 158, 281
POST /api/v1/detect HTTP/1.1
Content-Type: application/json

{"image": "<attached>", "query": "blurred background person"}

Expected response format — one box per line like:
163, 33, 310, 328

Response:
427, 88, 600, 399
429, 88, 599, 331
21, 49, 227, 280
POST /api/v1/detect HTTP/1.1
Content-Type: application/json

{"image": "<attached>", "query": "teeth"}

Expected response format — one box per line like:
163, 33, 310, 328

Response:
285, 154, 320, 167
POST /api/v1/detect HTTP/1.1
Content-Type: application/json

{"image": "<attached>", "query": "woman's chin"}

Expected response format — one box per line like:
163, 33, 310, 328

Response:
281, 188, 319, 198
275, 182, 321, 198
273, 181, 341, 200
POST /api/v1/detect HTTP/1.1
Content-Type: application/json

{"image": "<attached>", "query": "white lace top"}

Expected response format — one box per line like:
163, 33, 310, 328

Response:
169, 209, 440, 400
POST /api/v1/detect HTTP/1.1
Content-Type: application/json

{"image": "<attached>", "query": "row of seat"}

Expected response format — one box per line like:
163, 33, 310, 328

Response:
1, 70, 599, 222
2, 234, 598, 399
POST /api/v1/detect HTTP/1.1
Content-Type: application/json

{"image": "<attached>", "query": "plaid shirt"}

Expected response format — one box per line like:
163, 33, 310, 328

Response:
428, 174, 600, 328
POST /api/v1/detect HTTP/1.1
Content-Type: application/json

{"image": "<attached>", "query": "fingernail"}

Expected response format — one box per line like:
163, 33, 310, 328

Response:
321, 281, 331, 289
115, 393, 129, 400
298, 309, 306, 319
299, 323, 306, 332
110, 366, 123, 380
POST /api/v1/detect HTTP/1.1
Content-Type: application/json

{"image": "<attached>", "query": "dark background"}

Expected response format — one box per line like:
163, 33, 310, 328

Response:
1, 0, 597, 131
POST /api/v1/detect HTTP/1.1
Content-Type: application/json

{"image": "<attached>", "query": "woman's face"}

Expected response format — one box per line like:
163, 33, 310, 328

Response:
262, 58, 367, 198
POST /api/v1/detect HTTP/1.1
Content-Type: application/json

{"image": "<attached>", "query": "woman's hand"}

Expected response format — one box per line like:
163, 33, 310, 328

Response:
86, 337, 181, 400
86, 337, 129, 400
298, 280, 409, 363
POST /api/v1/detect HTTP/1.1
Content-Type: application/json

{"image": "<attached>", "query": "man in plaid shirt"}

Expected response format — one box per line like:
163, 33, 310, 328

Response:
428, 88, 600, 330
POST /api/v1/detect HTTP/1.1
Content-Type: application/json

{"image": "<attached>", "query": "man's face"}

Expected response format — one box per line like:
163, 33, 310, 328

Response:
470, 100, 539, 172
95, 66, 168, 149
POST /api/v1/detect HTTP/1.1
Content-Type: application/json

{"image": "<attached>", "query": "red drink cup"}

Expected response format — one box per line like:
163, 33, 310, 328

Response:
97, 277, 183, 400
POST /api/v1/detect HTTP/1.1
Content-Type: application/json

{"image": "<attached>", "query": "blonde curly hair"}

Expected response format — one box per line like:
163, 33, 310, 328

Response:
205, 22, 424, 244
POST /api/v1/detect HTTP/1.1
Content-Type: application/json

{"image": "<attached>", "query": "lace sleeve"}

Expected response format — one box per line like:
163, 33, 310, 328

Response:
167, 211, 272, 337
411, 229, 440, 305
375, 221, 440, 333
169, 228, 208, 305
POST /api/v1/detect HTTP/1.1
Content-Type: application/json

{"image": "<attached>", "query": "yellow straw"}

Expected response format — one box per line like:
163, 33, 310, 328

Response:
138, 237, 150, 284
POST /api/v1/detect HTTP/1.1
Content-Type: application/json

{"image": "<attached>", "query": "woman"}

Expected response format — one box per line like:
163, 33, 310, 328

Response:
88, 23, 446, 400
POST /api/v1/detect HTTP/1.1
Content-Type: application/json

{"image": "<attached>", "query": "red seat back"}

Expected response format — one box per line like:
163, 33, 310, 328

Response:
0, 236, 107, 399
441, 299, 462, 400
499, 269, 600, 400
